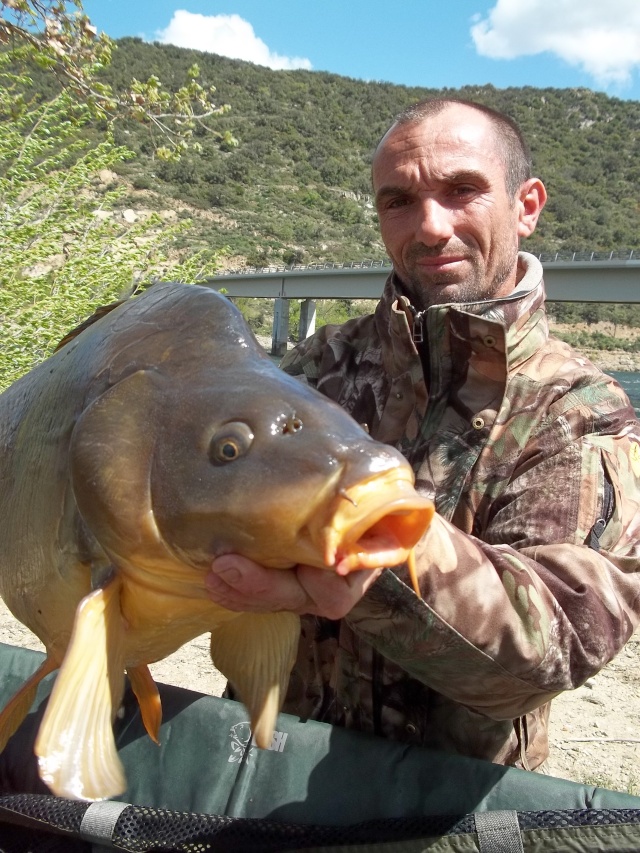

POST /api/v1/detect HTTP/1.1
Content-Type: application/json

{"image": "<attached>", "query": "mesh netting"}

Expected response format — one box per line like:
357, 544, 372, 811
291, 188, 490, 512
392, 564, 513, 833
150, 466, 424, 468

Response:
112, 807, 473, 851
1, 795, 640, 852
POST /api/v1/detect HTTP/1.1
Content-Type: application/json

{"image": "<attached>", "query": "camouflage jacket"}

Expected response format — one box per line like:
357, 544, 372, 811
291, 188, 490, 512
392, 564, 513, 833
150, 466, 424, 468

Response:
279, 252, 640, 769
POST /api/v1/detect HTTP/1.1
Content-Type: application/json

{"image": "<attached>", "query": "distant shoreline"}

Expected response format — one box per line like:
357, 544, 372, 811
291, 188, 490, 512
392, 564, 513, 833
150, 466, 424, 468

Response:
582, 350, 640, 374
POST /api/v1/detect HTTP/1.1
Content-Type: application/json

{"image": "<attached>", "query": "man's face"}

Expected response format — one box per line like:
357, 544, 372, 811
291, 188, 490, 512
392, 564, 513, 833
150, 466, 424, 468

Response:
373, 105, 535, 310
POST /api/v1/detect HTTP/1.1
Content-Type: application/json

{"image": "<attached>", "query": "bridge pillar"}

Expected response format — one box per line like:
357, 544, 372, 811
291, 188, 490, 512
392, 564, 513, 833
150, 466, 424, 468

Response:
272, 297, 290, 357
299, 298, 316, 340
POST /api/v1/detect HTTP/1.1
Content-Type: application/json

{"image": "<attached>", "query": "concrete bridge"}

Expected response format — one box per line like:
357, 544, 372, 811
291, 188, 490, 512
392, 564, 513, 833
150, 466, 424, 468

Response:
207, 251, 640, 356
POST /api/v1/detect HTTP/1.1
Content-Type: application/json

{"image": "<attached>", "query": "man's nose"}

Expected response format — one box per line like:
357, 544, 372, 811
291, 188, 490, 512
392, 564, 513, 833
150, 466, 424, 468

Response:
415, 198, 454, 245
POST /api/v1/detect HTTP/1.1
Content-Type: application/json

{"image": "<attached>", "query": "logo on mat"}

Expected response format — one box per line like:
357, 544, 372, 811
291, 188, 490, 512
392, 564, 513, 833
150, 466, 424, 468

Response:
228, 722, 289, 763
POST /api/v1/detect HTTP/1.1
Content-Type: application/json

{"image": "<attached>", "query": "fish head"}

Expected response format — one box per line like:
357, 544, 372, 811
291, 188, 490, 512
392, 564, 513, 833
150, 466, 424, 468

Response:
145, 362, 433, 574
68, 283, 433, 590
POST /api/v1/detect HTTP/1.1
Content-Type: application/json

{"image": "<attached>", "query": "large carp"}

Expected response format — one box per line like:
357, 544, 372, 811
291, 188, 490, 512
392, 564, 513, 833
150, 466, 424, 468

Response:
0, 282, 433, 801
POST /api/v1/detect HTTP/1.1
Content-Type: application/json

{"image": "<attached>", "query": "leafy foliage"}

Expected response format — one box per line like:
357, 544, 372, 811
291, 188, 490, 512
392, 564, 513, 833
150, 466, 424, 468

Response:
553, 327, 640, 352
547, 301, 640, 351
0, 0, 234, 159
0, 17, 224, 390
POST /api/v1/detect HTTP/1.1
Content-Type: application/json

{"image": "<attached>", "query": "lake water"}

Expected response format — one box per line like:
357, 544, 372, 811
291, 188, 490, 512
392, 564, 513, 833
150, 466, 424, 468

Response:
608, 371, 640, 417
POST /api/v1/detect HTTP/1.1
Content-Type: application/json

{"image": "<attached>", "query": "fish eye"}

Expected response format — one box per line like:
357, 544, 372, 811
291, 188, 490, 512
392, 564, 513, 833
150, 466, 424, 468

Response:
209, 422, 254, 464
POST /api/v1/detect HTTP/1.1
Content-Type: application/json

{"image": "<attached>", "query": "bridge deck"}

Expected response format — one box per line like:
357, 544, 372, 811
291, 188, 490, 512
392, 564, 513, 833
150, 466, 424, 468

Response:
208, 255, 640, 303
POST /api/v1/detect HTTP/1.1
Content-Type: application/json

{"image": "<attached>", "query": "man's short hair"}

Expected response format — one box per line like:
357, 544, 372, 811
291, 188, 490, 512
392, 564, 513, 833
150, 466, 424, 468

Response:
392, 98, 533, 197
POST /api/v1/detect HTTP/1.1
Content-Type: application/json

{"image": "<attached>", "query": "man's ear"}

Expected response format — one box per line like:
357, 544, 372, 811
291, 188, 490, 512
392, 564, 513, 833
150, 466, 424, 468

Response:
516, 178, 547, 239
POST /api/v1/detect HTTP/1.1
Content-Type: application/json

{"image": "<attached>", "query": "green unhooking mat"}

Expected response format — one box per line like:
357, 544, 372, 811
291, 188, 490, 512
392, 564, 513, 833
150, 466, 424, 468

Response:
0, 641, 639, 851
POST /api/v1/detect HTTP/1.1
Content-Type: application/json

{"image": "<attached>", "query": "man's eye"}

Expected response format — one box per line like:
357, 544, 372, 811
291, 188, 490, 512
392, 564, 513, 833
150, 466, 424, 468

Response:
452, 185, 476, 198
386, 197, 410, 209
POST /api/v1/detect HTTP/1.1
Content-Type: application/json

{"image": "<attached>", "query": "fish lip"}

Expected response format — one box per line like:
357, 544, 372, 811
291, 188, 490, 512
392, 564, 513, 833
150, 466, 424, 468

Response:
316, 471, 434, 573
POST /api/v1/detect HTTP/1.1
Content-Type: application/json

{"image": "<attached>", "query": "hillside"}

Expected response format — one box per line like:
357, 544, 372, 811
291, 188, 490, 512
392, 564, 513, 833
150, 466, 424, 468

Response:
91, 38, 640, 270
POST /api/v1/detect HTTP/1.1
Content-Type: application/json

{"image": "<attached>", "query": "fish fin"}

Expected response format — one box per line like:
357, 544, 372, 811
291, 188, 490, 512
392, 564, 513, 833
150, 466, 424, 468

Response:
0, 656, 58, 752
35, 576, 126, 801
210, 612, 300, 749
54, 299, 127, 352
407, 548, 422, 599
127, 665, 162, 744
70, 371, 163, 559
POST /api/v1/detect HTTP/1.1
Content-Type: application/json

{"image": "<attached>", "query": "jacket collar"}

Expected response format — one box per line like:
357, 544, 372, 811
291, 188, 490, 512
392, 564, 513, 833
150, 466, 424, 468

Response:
375, 252, 548, 377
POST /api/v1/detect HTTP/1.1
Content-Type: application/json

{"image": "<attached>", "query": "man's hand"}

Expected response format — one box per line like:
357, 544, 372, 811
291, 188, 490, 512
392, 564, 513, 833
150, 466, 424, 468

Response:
205, 555, 384, 620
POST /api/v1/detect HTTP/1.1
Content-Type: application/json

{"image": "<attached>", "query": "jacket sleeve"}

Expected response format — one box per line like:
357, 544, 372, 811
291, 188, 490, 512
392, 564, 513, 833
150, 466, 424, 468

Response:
346, 429, 640, 720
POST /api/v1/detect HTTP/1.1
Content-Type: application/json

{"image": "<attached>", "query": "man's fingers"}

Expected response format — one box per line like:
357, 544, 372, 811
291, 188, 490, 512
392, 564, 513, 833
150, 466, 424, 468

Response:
206, 555, 384, 618
206, 555, 244, 587
206, 554, 311, 613
297, 566, 384, 620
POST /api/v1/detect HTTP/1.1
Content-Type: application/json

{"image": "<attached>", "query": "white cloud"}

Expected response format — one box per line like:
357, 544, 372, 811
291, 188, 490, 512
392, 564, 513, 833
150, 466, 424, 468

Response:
155, 11, 312, 71
471, 0, 640, 86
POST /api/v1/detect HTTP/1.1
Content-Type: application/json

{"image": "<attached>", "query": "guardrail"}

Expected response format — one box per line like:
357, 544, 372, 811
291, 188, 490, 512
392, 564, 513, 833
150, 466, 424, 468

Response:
213, 249, 639, 278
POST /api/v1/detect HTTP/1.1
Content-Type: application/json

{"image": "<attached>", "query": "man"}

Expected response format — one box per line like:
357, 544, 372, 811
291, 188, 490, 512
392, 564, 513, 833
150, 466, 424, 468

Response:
205, 99, 640, 769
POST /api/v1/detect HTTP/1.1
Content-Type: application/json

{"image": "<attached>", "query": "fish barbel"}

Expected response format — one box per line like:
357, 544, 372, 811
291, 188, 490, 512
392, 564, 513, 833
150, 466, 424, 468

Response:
0, 282, 434, 800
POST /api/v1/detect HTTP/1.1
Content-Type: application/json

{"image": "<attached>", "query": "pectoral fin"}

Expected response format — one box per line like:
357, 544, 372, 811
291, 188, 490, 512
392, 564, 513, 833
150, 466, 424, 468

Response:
35, 576, 126, 801
0, 656, 58, 752
210, 611, 300, 749
127, 664, 162, 744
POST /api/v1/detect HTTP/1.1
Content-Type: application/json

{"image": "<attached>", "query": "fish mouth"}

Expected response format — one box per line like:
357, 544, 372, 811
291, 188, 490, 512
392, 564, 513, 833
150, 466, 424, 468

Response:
318, 469, 434, 575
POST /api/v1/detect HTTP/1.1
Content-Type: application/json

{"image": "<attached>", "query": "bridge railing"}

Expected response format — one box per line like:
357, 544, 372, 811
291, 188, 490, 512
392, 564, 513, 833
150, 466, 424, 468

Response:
213, 249, 639, 278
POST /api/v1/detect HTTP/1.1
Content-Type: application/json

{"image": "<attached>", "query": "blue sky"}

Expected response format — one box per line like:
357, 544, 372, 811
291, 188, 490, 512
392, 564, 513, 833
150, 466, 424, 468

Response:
83, 0, 640, 101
